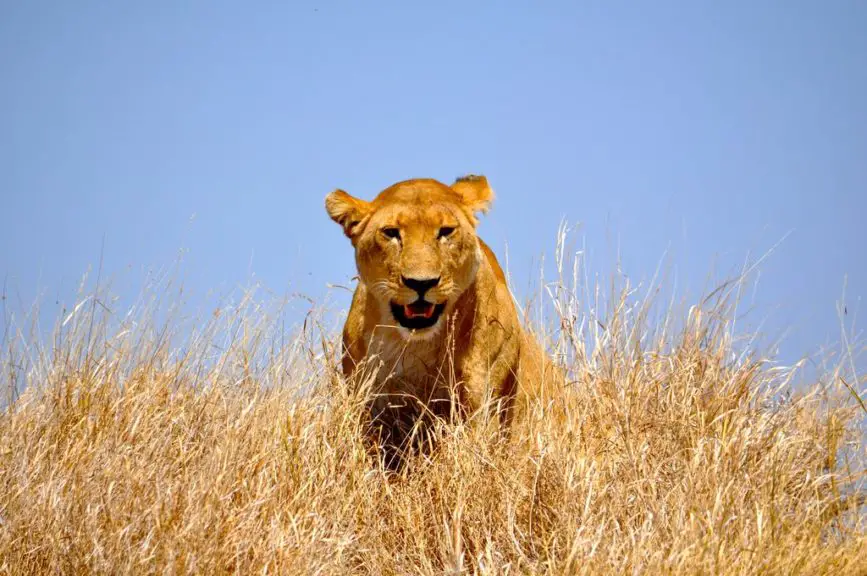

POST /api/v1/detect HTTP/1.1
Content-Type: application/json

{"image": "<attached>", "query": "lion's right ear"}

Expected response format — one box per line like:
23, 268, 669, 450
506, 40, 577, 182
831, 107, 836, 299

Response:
325, 189, 372, 240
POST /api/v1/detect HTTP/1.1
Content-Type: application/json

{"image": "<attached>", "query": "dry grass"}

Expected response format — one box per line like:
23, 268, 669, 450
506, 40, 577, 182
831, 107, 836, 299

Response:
1, 240, 865, 575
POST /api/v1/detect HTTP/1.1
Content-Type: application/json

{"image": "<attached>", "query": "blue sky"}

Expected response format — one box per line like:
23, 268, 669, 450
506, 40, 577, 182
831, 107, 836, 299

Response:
1, 2, 865, 370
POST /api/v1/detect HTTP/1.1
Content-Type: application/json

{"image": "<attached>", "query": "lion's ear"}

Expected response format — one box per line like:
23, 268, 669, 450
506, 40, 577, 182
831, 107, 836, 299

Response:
451, 175, 494, 216
325, 189, 371, 240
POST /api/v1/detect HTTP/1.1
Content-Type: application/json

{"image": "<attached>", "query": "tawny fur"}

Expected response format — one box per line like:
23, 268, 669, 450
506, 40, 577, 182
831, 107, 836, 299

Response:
325, 176, 560, 462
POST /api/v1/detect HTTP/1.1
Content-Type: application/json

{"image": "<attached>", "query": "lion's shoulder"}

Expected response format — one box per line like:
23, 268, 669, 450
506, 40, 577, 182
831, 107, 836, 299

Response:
477, 238, 507, 284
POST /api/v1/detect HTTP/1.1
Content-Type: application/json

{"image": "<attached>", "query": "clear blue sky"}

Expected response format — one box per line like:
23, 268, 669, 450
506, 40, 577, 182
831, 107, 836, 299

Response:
1, 2, 865, 369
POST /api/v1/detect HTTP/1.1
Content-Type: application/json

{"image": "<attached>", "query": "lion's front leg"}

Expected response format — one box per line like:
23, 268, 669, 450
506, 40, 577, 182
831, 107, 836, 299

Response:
456, 330, 521, 432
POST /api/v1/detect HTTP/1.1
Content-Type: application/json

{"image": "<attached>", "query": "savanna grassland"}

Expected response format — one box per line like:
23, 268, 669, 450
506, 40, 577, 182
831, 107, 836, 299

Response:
1, 239, 865, 575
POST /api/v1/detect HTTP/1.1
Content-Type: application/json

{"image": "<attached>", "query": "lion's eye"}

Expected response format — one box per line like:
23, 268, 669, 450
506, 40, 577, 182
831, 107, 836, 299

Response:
381, 227, 401, 240
438, 227, 455, 239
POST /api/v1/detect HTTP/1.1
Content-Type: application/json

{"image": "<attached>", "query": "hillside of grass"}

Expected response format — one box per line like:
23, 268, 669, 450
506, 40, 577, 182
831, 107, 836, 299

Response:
1, 256, 865, 575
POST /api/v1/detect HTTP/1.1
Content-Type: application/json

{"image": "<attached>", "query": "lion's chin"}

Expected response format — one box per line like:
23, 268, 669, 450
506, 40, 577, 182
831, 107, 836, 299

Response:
390, 300, 446, 332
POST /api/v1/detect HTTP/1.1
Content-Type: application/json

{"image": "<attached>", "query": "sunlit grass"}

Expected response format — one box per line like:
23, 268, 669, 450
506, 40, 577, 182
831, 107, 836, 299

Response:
1, 235, 865, 574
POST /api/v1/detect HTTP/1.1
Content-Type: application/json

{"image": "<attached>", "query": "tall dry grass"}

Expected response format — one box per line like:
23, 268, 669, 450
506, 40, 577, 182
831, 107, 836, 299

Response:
1, 235, 865, 574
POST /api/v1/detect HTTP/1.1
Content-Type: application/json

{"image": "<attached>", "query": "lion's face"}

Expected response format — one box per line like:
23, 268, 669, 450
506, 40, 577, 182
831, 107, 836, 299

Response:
326, 176, 494, 337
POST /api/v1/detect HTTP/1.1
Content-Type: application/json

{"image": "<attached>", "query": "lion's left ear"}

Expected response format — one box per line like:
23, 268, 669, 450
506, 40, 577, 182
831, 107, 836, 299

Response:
325, 189, 372, 241
451, 175, 494, 216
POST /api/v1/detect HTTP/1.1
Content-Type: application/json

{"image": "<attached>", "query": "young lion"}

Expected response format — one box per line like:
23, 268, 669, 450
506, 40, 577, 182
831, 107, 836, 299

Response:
325, 175, 559, 467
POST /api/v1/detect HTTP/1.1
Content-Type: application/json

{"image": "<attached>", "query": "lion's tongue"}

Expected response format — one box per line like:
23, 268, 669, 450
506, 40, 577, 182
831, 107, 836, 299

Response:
404, 302, 435, 319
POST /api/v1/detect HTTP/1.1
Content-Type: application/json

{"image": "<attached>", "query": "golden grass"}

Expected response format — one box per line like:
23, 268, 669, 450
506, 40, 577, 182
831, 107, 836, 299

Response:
1, 249, 865, 574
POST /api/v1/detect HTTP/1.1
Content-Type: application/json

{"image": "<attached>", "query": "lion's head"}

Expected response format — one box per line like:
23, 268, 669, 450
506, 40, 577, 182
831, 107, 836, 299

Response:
326, 176, 494, 337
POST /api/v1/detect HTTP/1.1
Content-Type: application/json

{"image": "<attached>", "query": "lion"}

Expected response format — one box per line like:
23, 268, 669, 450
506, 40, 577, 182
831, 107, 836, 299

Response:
325, 175, 560, 467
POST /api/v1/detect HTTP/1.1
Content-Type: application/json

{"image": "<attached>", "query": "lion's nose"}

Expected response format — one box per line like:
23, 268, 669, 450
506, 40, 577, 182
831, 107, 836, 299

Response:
401, 275, 440, 297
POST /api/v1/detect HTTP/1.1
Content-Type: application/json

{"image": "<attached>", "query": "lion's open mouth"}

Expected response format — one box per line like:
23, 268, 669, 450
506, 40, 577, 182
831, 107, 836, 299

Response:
390, 301, 446, 330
